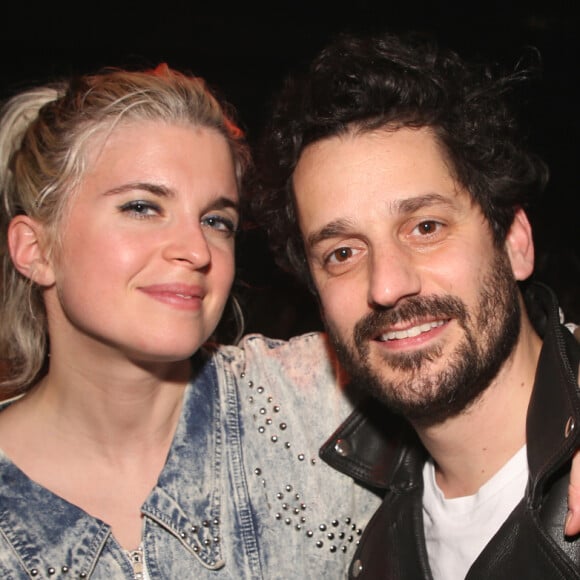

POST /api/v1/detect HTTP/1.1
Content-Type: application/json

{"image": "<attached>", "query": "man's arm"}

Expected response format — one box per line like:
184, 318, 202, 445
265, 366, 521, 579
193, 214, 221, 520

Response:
567, 450, 580, 536
565, 326, 580, 536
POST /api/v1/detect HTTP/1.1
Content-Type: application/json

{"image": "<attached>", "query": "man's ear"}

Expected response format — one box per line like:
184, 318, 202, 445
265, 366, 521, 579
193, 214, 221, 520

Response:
8, 215, 55, 286
505, 207, 535, 281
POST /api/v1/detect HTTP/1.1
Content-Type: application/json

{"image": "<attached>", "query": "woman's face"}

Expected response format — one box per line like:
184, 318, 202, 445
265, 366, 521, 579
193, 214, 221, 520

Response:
43, 121, 239, 365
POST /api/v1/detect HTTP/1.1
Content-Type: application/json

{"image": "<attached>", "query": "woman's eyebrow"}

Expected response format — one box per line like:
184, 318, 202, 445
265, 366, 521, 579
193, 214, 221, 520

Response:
103, 182, 174, 198
103, 184, 240, 214
201, 196, 240, 216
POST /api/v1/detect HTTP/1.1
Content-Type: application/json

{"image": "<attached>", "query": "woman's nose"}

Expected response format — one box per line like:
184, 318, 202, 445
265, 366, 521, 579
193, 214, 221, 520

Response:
162, 222, 211, 270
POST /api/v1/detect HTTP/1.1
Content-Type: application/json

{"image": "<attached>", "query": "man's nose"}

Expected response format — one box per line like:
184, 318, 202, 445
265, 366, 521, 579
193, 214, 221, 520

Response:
367, 244, 421, 308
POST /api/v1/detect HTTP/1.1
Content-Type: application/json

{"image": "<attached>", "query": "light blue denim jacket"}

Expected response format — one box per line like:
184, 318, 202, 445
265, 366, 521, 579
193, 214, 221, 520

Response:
0, 333, 380, 578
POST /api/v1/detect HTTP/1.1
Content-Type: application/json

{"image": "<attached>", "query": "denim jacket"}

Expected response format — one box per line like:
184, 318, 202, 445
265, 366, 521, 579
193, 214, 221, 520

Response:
0, 333, 381, 579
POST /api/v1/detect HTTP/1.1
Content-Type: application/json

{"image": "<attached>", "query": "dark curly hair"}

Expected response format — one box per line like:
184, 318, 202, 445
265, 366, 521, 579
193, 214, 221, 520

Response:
251, 30, 549, 290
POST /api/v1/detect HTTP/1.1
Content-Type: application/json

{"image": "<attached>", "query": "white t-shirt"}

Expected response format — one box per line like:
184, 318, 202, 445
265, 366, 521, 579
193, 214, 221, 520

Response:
422, 445, 528, 580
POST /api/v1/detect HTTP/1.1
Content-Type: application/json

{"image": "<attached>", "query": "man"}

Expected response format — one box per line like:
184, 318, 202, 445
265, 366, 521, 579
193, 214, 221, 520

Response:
253, 31, 580, 578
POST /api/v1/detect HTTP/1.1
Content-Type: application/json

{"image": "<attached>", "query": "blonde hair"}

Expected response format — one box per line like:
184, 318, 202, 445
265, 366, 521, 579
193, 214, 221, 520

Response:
0, 64, 251, 394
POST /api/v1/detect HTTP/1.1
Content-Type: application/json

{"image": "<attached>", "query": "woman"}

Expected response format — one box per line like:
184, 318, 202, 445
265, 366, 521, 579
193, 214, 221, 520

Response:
0, 65, 379, 578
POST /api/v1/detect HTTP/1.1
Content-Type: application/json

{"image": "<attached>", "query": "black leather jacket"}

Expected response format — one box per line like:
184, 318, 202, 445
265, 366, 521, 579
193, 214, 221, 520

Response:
320, 283, 580, 579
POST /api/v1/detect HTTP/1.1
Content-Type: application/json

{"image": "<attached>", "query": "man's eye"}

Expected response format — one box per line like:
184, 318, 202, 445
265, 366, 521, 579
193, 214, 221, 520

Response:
327, 247, 354, 264
119, 200, 160, 218
415, 220, 441, 235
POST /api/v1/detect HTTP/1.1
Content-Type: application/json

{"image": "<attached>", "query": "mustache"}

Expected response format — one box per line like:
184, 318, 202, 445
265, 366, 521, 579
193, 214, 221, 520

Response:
354, 295, 468, 345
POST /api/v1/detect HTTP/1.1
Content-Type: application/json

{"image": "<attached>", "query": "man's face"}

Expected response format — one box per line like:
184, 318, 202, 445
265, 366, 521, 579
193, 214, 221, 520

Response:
293, 127, 524, 426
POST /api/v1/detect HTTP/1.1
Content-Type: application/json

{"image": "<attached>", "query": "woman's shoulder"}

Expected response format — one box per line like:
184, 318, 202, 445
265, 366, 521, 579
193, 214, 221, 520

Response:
211, 332, 356, 425
223, 330, 336, 361
216, 331, 346, 388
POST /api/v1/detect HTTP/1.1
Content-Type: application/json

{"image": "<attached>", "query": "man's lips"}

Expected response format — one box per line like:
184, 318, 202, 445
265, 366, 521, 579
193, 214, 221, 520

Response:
354, 296, 465, 349
377, 319, 448, 341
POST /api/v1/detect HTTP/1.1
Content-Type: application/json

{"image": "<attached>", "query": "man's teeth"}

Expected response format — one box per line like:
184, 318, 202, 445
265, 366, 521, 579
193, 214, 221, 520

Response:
176, 293, 193, 299
380, 320, 445, 341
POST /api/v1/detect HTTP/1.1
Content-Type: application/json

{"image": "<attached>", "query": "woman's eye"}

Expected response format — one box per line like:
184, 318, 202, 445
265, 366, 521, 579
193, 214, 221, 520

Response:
119, 200, 160, 218
201, 214, 237, 235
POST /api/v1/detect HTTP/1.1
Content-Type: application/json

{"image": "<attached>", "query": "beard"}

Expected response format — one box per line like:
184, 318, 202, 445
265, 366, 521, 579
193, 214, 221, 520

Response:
326, 250, 521, 427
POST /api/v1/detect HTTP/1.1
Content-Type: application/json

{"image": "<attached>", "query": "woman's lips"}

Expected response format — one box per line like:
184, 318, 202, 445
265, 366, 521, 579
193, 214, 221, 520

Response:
139, 284, 205, 310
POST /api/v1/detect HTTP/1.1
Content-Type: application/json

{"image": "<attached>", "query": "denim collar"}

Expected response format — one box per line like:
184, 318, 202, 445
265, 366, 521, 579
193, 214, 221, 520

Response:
142, 354, 225, 569
0, 353, 225, 574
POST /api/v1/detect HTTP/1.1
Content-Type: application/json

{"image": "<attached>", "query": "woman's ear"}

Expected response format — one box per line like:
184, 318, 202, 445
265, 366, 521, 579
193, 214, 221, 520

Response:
8, 215, 55, 286
505, 207, 535, 282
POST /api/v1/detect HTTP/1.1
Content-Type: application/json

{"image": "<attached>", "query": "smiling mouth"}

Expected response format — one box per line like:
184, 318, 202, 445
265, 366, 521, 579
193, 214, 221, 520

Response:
138, 285, 205, 309
378, 319, 447, 341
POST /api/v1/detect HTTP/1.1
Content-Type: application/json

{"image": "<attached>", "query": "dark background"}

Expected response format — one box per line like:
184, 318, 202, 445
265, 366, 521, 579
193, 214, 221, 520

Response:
2, 1, 579, 337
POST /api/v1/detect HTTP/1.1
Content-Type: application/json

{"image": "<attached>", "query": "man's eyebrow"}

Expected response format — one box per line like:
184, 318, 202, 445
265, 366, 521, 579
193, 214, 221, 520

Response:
307, 219, 356, 248
395, 193, 456, 214
306, 193, 457, 248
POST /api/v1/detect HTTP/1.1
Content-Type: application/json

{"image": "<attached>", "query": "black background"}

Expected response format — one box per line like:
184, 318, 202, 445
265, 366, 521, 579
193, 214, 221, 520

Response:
2, 1, 579, 337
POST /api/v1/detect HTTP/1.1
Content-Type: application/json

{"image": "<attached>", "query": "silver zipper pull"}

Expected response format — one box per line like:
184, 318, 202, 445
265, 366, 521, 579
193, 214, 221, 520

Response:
128, 547, 144, 580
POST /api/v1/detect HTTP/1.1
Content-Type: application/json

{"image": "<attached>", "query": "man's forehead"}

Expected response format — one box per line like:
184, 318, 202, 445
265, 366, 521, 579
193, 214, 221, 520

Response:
293, 127, 463, 206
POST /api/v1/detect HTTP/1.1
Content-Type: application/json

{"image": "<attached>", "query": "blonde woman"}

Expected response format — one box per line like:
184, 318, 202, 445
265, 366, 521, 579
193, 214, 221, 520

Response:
0, 65, 379, 578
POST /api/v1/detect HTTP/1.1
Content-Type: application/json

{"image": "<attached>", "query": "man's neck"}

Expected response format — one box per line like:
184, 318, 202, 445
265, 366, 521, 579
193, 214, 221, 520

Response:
414, 315, 542, 498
